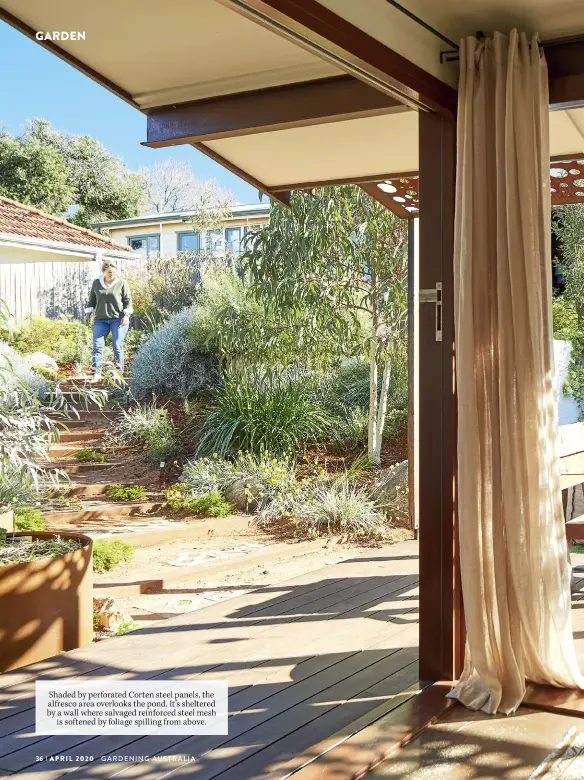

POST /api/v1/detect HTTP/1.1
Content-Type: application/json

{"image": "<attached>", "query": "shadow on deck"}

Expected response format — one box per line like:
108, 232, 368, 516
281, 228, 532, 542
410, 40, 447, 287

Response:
0, 540, 420, 780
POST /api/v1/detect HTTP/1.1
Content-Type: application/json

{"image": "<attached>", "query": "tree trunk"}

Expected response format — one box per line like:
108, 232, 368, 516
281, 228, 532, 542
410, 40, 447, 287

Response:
368, 322, 379, 464
374, 351, 392, 463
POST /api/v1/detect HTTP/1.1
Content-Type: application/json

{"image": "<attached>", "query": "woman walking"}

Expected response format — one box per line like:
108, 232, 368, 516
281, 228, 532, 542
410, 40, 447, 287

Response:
84, 261, 133, 381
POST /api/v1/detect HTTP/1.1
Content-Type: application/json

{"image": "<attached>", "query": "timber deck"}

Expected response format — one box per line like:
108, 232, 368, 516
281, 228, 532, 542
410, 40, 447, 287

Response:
0, 540, 420, 780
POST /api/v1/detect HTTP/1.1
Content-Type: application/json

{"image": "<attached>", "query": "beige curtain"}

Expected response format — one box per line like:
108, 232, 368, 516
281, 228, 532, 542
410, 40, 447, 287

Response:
449, 30, 584, 715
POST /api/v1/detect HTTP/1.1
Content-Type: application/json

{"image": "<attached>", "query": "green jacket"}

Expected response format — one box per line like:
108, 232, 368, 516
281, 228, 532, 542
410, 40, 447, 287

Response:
85, 276, 133, 320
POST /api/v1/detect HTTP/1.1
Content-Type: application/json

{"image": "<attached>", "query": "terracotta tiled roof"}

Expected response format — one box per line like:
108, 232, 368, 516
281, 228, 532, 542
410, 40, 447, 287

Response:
0, 196, 133, 253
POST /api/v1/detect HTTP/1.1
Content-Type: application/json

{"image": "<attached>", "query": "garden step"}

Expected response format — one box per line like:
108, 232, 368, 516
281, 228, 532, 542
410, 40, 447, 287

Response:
49, 443, 130, 459
57, 429, 108, 443
43, 500, 166, 525
59, 461, 118, 475
58, 416, 113, 428
49, 408, 119, 418
72, 514, 254, 546
94, 539, 321, 596
56, 392, 114, 408
68, 483, 163, 498
49, 443, 105, 458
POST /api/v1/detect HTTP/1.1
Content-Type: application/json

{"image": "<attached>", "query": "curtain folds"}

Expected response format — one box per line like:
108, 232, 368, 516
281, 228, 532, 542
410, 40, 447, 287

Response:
449, 29, 584, 715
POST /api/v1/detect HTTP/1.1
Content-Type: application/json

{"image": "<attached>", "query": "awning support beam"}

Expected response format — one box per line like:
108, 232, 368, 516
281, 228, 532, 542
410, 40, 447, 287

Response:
144, 76, 407, 147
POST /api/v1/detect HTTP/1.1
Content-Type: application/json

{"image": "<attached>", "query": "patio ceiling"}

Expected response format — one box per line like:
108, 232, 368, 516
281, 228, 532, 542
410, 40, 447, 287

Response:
3, 0, 584, 207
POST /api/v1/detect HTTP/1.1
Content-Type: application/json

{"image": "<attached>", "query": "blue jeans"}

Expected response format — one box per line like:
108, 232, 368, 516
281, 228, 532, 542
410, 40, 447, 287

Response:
92, 318, 129, 372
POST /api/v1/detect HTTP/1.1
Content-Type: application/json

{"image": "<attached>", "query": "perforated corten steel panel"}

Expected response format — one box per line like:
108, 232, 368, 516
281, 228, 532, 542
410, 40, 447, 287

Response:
368, 159, 584, 219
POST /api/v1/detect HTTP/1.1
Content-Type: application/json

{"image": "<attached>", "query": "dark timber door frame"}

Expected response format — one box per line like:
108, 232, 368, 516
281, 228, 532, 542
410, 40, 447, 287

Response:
417, 109, 463, 682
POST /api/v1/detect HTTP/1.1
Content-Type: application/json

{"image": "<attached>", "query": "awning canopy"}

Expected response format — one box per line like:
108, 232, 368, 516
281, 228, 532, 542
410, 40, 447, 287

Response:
3, 0, 584, 213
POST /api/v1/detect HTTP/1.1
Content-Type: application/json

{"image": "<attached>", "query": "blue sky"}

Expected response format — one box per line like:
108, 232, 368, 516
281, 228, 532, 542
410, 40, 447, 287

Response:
0, 22, 260, 205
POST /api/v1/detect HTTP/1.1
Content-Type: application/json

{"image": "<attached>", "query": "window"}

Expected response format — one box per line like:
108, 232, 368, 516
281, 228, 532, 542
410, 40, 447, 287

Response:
128, 234, 160, 255
177, 231, 200, 252
207, 229, 224, 256
225, 227, 242, 253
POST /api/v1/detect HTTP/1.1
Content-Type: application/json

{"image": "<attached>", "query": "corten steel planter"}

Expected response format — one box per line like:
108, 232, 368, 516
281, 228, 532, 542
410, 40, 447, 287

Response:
0, 531, 93, 672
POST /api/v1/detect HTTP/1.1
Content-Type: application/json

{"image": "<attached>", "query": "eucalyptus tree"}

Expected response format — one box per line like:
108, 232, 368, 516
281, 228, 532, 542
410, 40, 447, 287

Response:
239, 185, 409, 464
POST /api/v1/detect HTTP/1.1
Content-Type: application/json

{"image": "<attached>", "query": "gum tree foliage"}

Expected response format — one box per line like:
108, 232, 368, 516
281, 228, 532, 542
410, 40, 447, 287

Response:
2, 119, 147, 226
235, 186, 409, 464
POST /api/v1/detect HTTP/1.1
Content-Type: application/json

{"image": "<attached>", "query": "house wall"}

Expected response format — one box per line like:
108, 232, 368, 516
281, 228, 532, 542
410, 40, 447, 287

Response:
103, 216, 268, 255
0, 213, 269, 324
0, 252, 144, 324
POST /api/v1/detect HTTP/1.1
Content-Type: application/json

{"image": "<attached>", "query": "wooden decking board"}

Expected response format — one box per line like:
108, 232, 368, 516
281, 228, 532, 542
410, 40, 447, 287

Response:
36, 650, 369, 780
151, 653, 419, 780
0, 564, 367, 695
0, 575, 416, 737
52, 625, 419, 780
0, 572, 382, 720
1, 575, 418, 769
0, 551, 408, 709
0, 575, 356, 702
214, 665, 420, 780
0, 571, 417, 737
286, 683, 454, 780
0, 541, 420, 780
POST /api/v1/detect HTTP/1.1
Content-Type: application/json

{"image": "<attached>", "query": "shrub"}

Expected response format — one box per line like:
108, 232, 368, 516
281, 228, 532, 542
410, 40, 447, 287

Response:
384, 408, 408, 441
324, 358, 407, 412
181, 451, 299, 515
553, 295, 580, 342
187, 261, 248, 355
109, 401, 183, 462
115, 618, 138, 636
180, 455, 237, 497
75, 448, 106, 463
111, 401, 174, 445
320, 359, 408, 445
93, 539, 134, 573
127, 254, 205, 325
147, 438, 184, 463
0, 331, 107, 512
197, 376, 334, 457
105, 484, 147, 501
329, 406, 369, 448
293, 477, 387, 539
165, 485, 233, 517
14, 506, 45, 531
129, 307, 218, 399
0, 341, 47, 396
5, 315, 92, 366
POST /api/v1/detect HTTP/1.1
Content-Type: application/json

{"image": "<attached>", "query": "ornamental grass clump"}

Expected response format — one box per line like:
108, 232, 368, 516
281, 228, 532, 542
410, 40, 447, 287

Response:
180, 451, 299, 517
92, 539, 135, 573
196, 376, 333, 457
108, 401, 183, 462
292, 477, 388, 540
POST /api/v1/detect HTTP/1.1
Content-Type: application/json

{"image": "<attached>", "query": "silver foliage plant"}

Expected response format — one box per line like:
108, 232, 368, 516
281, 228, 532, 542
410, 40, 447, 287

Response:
0, 341, 48, 396
0, 337, 106, 507
129, 307, 218, 399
